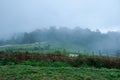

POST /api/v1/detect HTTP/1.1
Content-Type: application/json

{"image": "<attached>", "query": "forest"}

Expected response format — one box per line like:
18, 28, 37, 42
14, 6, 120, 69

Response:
1, 27, 120, 56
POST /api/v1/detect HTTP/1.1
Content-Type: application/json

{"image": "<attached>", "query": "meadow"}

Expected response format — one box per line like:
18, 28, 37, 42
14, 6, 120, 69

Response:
0, 43, 120, 80
0, 65, 120, 80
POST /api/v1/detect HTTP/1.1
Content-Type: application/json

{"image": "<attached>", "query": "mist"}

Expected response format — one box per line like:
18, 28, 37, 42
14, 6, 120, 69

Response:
0, 0, 120, 55
0, 0, 120, 39
0, 27, 120, 56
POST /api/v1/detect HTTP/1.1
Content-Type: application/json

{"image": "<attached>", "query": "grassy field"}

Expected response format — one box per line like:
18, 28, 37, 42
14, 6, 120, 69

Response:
0, 42, 92, 54
0, 43, 119, 80
0, 65, 119, 80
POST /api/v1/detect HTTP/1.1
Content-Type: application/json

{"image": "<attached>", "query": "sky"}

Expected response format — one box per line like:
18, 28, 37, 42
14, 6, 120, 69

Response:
0, 0, 120, 38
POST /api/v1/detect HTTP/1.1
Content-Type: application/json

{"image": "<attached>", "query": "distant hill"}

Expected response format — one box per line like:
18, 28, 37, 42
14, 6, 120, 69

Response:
0, 27, 120, 55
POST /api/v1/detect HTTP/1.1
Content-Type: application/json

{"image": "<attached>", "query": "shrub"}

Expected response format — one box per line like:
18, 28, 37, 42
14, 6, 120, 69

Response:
0, 50, 119, 69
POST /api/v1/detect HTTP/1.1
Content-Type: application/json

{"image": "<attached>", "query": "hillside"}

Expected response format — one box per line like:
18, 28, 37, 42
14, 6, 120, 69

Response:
1, 27, 120, 56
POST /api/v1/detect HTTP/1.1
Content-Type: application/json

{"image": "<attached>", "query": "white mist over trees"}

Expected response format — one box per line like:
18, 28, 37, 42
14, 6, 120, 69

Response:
0, 27, 120, 55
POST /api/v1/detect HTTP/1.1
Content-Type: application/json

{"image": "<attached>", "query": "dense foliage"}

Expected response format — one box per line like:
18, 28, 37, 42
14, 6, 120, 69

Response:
0, 50, 119, 69
1, 27, 120, 55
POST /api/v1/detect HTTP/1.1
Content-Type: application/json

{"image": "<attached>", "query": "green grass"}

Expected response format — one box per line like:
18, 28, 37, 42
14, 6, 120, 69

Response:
0, 43, 119, 80
0, 65, 119, 80
0, 41, 89, 53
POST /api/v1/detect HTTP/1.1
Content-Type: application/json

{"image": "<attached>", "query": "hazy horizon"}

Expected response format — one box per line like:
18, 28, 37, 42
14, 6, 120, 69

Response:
0, 0, 120, 39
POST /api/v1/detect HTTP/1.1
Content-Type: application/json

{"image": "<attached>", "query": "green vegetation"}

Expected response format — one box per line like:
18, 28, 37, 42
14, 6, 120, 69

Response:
1, 27, 120, 56
0, 42, 85, 53
0, 44, 120, 80
0, 65, 119, 80
0, 50, 119, 69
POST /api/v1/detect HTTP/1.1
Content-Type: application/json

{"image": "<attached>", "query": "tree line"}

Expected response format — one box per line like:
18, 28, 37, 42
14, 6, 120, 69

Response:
0, 27, 120, 55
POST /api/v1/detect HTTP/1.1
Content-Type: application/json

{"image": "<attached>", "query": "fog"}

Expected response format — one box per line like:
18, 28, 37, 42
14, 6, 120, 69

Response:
0, 0, 120, 55
0, 0, 120, 39
0, 27, 120, 55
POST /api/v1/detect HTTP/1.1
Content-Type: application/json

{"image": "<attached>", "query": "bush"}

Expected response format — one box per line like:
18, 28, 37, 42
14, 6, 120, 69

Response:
0, 51, 119, 69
